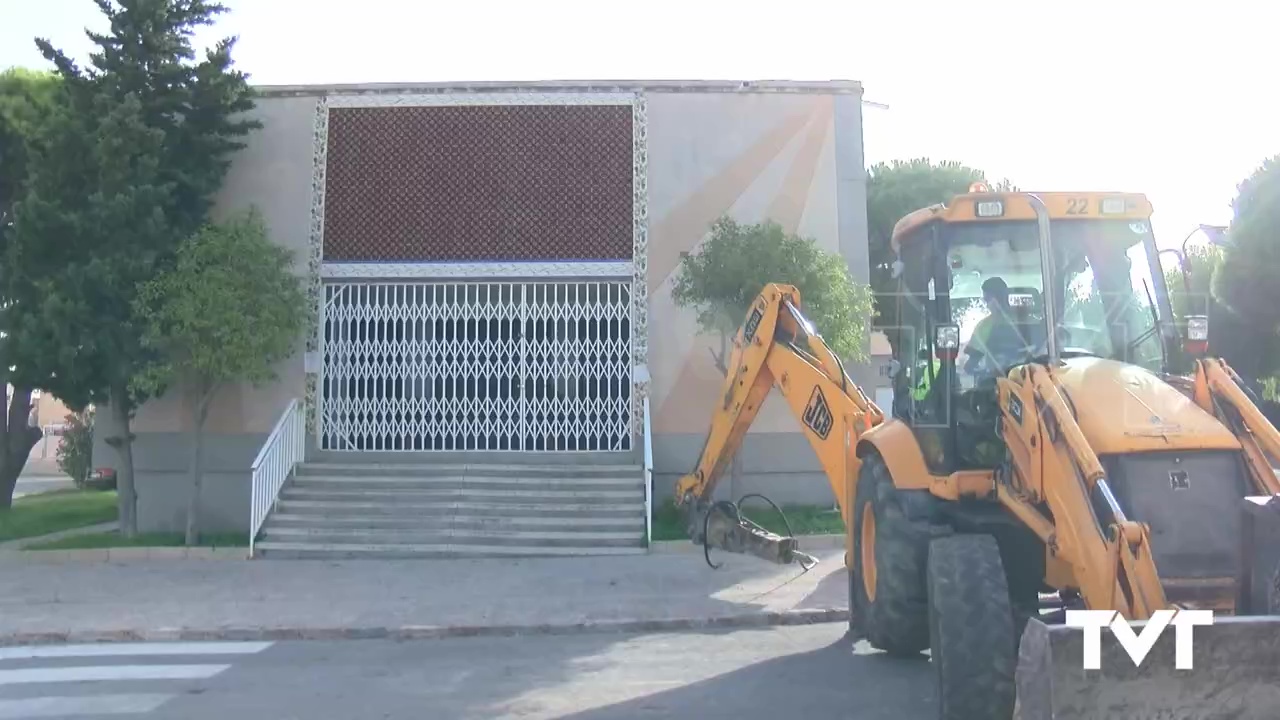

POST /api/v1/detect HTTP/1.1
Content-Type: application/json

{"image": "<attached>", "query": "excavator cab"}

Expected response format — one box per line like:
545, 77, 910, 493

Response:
672, 187, 1280, 719
883, 190, 1181, 476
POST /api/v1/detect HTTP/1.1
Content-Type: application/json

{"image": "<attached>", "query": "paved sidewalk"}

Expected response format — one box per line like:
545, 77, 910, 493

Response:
0, 548, 848, 645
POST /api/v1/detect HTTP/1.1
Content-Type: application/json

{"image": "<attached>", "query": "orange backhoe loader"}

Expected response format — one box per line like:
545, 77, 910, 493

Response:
673, 188, 1280, 720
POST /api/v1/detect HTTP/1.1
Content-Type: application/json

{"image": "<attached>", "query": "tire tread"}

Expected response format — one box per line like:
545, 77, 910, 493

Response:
927, 533, 1017, 720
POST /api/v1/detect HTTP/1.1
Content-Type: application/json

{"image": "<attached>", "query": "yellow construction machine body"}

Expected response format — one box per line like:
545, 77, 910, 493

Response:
673, 187, 1280, 719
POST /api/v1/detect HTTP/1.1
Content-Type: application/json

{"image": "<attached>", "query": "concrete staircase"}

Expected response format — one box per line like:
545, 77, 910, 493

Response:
253, 455, 648, 559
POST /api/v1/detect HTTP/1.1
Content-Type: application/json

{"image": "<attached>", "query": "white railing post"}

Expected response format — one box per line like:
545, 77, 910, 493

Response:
248, 398, 304, 557
633, 363, 653, 547
643, 394, 653, 546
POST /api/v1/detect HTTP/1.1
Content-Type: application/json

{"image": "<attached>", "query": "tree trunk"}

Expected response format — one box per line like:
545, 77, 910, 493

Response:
0, 385, 42, 509
0, 457, 23, 509
185, 389, 211, 547
108, 382, 138, 538
713, 331, 729, 374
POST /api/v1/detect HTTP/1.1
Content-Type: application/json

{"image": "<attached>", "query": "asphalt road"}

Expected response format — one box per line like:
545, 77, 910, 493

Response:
0, 624, 938, 720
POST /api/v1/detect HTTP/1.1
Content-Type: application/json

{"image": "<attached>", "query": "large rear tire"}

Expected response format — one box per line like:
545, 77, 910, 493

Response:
926, 533, 1017, 720
850, 452, 932, 656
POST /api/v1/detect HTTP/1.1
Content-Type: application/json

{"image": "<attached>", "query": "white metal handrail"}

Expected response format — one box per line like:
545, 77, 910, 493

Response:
249, 398, 305, 556
643, 394, 653, 545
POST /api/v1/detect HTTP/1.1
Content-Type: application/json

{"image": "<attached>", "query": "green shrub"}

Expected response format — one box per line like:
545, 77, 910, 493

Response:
671, 217, 875, 362
56, 408, 94, 488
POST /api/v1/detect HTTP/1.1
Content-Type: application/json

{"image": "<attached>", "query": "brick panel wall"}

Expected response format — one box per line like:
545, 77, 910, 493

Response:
323, 104, 634, 262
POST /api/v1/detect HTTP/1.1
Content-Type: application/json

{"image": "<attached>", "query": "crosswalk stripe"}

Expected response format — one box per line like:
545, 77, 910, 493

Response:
0, 664, 231, 685
0, 642, 273, 661
0, 694, 173, 719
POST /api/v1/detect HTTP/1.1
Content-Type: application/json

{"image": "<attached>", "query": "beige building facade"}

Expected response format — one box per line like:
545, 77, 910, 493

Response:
91, 80, 873, 532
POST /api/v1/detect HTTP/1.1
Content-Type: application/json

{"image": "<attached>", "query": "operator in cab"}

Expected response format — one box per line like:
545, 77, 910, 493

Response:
963, 276, 1026, 376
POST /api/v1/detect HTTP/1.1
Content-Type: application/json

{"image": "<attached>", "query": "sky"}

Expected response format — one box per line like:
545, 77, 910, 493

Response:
2, 0, 1276, 251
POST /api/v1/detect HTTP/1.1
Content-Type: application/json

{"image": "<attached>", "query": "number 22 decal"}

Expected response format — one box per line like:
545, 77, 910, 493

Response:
1066, 197, 1089, 215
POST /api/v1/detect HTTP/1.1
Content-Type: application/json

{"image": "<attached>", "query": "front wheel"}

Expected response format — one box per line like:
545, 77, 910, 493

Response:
927, 533, 1017, 720
850, 452, 933, 656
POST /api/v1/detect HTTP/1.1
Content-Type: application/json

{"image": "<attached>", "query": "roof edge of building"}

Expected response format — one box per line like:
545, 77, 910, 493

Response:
251, 78, 865, 98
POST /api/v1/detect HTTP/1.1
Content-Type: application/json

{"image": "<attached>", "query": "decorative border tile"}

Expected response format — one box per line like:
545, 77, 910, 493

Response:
306, 95, 330, 441
321, 261, 633, 280
326, 91, 635, 109
631, 94, 650, 439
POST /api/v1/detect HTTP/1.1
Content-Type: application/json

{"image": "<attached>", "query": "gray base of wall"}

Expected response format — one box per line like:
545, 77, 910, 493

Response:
89, 429, 838, 535
92, 432, 267, 534
652, 432, 839, 507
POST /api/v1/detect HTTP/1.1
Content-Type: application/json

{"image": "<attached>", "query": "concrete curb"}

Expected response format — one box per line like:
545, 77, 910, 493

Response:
0, 608, 850, 647
3, 535, 844, 561
648, 533, 845, 554
0, 546, 248, 563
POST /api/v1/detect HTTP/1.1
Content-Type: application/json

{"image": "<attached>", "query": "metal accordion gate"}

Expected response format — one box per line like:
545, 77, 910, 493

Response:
319, 279, 633, 452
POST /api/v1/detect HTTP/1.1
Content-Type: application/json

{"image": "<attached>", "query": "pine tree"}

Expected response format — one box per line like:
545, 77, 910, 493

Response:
0, 68, 63, 507
6, 0, 259, 534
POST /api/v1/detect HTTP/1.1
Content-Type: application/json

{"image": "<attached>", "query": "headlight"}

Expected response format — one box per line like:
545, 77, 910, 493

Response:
1100, 197, 1130, 214
975, 200, 1004, 218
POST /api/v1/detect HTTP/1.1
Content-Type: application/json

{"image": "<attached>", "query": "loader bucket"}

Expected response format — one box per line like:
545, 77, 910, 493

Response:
1014, 495, 1280, 720
1013, 615, 1280, 720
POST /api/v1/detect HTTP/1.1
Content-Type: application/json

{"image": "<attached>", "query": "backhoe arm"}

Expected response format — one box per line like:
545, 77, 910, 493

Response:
1192, 358, 1280, 495
997, 366, 1168, 620
673, 284, 884, 567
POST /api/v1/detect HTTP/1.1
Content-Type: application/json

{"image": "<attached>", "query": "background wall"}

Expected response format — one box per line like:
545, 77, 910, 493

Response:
644, 88, 870, 506
90, 84, 872, 532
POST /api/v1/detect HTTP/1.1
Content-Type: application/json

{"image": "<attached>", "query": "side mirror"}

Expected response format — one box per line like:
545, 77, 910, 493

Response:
935, 324, 960, 362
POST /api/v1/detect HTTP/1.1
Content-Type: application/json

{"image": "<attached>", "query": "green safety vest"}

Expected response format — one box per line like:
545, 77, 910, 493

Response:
912, 357, 942, 401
